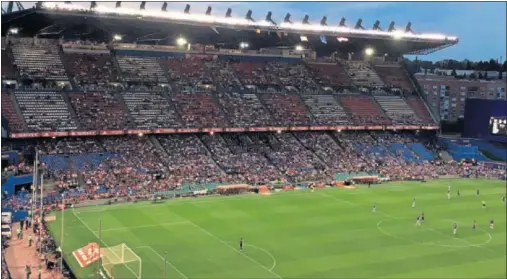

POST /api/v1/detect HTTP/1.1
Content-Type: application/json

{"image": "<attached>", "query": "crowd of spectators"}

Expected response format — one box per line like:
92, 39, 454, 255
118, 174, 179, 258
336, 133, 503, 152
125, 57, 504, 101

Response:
65, 52, 117, 91
69, 92, 129, 130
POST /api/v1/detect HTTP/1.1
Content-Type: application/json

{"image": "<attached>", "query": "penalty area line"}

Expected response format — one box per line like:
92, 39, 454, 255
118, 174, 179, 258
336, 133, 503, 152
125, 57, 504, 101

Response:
135, 246, 188, 279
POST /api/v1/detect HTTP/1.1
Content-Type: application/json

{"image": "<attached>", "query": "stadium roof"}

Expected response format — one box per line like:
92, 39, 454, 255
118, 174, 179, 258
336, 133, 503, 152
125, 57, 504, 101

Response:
2, 2, 459, 56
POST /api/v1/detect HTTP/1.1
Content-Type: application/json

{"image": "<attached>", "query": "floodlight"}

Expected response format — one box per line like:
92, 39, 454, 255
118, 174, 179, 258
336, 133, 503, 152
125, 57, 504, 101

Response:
140, 1, 146, 10
184, 4, 190, 14
365, 47, 375, 56
337, 37, 349, 42
8, 28, 19, 35
138, 133, 144, 137
320, 16, 327, 26
387, 21, 395, 32
205, 6, 211, 15
355, 19, 364, 30
339, 17, 346, 27
300, 36, 308, 42
115, 1, 121, 8
161, 2, 167, 11
295, 45, 304, 51
113, 34, 122, 41
90, 1, 97, 9
302, 15, 309, 24
176, 37, 187, 46
239, 42, 249, 49
266, 11, 276, 25
392, 31, 404, 40
405, 22, 413, 33
284, 13, 291, 23
226, 8, 232, 18
64, 1, 71, 4
277, 130, 282, 134
373, 20, 382, 31
246, 10, 254, 22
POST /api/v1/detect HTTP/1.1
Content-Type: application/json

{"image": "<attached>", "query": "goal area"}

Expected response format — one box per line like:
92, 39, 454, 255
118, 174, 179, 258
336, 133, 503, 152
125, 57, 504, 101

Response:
100, 243, 142, 279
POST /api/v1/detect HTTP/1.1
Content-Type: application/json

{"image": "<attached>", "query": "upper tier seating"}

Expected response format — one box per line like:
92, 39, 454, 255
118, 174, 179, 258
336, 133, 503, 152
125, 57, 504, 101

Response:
1, 92, 25, 132
259, 93, 313, 126
338, 95, 390, 124
69, 92, 128, 130
295, 132, 346, 170
217, 92, 273, 127
116, 55, 167, 83
374, 95, 419, 124
231, 61, 279, 87
266, 62, 318, 91
373, 63, 414, 92
1, 50, 17, 79
64, 52, 117, 90
406, 97, 434, 124
306, 62, 352, 88
122, 91, 179, 128
162, 56, 213, 91
172, 92, 227, 128
343, 61, 384, 87
206, 59, 243, 90
11, 42, 67, 80
15, 91, 77, 131
302, 94, 350, 124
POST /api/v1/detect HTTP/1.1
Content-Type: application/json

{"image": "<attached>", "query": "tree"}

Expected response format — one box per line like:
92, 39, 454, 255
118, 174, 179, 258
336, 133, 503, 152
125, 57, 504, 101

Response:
466, 60, 472, 70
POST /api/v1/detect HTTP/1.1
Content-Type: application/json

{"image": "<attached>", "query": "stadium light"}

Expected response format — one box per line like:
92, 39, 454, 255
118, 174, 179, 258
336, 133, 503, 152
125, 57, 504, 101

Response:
339, 17, 346, 27
210, 131, 214, 136
320, 16, 327, 26
239, 42, 249, 49
184, 4, 190, 14
300, 36, 308, 42
387, 21, 395, 32
295, 45, 304, 51
205, 6, 211, 15
140, 1, 146, 10
266, 11, 276, 25
161, 2, 167, 11
113, 34, 122, 41
302, 15, 309, 24
405, 22, 413, 33
176, 37, 187, 46
40, 2, 458, 43
391, 31, 404, 40
225, 8, 232, 18
138, 133, 144, 137
355, 19, 364, 30
8, 28, 19, 35
373, 20, 382, 31
115, 1, 121, 8
365, 47, 375, 56
337, 37, 348, 42
246, 10, 254, 22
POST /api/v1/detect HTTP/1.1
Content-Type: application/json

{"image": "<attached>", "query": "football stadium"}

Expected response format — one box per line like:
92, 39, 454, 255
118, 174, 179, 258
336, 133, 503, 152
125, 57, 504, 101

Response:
1, 2, 506, 279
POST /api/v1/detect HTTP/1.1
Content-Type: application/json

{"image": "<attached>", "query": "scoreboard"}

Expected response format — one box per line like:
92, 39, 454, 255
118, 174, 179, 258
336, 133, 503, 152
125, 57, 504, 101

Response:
489, 117, 507, 136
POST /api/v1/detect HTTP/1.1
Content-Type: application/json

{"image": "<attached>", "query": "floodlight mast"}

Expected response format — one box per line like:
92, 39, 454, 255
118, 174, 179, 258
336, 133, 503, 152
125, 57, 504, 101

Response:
388, 21, 395, 32
339, 18, 346, 27
225, 8, 232, 18
284, 13, 291, 23
355, 19, 364, 30
161, 2, 167, 12
320, 16, 327, 26
205, 6, 211, 15
302, 15, 309, 24
184, 4, 190, 14
140, 1, 146, 10
265, 12, 276, 25
115, 1, 121, 8
373, 20, 382, 31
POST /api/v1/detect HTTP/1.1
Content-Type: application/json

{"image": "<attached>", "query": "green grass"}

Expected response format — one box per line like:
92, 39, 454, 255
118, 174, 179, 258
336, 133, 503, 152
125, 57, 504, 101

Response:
48, 179, 507, 279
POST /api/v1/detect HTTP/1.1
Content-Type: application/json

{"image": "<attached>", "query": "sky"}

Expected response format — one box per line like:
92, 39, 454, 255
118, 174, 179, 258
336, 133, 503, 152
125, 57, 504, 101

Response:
6, 1, 507, 62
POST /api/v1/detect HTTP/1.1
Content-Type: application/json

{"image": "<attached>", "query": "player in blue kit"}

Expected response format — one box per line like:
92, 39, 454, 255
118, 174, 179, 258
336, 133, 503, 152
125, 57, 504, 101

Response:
453, 223, 458, 236
490, 219, 494, 229
472, 220, 476, 230
239, 237, 243, 250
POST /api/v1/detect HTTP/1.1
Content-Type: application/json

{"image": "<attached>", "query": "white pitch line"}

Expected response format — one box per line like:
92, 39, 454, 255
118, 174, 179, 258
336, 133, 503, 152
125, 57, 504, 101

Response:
186, 220, 284, 279
96, 221, 190, 233
318, 192, 395, 218
71, 208, 140, 278
136, 246, 188, 279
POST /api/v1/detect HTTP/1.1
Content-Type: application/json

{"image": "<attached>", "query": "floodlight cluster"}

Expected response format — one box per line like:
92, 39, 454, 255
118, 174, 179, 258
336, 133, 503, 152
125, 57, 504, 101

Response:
42, 2, 458, 42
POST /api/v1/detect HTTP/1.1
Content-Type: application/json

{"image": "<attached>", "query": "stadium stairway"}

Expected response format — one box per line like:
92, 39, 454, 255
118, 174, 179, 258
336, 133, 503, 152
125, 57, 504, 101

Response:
149, 135, 170, 158
114, 91, 136, 127
407, 143, 435, 161
58, 45, 79, 90
61, 92, 82, 130
9, 92, 29, 131
210, 92, 232, 125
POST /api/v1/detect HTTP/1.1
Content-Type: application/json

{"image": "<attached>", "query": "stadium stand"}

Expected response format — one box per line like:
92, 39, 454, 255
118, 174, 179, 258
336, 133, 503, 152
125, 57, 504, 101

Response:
231, 61, 280, 88
64, 52, 117, 90
15, 91, 78, 131
11, 39, 68, 81
171, 92, 227, 128
306, 61, 353, 89
338, 95, 390, 124
406, 96, 435, 123
1, 48, 17, 79
301, 94, 351, 124
161, 56, 214, 91
121, 91, 179, 129
68, 92, 129, 130
373, 94, 420, 124
217, 92, 273, 127
258, 93, 313, 125
115, 55, 168, 83
342, 60, 384, 87
267, 62, 319, 92
1, 92, 25, 132
373, 62, 415, 92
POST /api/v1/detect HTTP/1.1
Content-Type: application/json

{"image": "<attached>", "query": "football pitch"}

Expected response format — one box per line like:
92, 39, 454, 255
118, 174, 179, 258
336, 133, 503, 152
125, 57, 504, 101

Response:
48, 179, 506, 279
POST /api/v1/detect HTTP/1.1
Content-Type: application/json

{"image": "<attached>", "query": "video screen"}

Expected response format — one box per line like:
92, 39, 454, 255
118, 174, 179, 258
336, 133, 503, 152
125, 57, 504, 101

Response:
489, 117, 507, 136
